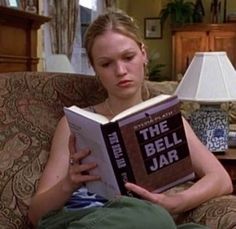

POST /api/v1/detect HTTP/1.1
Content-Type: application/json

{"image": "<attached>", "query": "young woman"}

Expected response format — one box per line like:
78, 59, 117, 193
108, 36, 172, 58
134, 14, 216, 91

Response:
28, 9, 233, 229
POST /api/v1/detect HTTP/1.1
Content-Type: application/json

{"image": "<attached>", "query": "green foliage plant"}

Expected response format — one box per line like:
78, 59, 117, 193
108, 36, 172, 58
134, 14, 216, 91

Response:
147, 52, 166, 81
148, 63, 166, 81
160, 0, 195, 26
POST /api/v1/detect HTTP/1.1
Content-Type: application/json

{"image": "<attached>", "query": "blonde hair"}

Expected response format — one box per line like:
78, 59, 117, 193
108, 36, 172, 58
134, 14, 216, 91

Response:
84, 9, 144, 66
84, 9, 150, 100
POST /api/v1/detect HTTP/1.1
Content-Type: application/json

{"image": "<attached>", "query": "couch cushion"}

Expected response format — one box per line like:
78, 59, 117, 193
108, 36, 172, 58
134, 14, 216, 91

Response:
0, 72, 106, 228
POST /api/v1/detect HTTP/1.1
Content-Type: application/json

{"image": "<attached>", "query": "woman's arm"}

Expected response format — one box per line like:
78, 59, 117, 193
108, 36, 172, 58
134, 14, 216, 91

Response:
28, 116, 99, 225
125, 117, 233, 213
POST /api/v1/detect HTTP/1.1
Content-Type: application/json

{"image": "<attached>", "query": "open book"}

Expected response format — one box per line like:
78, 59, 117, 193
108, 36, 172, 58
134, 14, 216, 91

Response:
64, 94, 195, 199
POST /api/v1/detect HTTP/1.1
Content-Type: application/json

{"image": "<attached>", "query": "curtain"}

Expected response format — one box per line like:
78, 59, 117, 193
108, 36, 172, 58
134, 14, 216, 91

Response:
70, 0, 117, 75
71, 0, 103, 75
48, 0, 78, 59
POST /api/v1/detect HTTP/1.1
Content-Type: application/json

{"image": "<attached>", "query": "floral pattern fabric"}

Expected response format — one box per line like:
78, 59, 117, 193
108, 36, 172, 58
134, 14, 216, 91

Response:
0, 71, 235, 229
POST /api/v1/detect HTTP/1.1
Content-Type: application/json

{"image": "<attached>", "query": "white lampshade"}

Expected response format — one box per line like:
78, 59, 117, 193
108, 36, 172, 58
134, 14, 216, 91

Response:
174, 52, 236, 153
175, 52, 236, 103
45, 54, 76, 73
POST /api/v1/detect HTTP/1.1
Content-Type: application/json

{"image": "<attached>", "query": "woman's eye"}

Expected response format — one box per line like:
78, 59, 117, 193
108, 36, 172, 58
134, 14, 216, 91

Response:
125, 55, 134, 61
101, 62, 110, 68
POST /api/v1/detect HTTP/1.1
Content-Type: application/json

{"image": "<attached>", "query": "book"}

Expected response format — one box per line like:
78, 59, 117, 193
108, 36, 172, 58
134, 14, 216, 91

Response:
64, 94, 195, 199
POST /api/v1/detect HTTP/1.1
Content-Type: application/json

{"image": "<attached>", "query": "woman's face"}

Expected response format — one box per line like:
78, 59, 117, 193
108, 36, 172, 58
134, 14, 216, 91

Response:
91, 30, 147, 100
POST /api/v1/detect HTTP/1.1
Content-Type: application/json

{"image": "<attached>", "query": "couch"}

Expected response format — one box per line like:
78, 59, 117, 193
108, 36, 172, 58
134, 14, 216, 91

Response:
0, 71, 236, 229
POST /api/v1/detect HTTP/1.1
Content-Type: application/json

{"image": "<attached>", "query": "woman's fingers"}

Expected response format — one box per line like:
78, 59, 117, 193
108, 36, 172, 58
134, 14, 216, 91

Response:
71, 173, 100, 184
125, 182, 160, 203
68, 134, 100, 185
69, 163, 100, 184
69, 134, 76, 155
71, 162, 97, 173
74, 148, 91, 161
69, 145, 91, 165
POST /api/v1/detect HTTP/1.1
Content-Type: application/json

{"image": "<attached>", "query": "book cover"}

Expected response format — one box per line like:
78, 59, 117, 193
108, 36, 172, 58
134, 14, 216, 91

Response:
64, 95, 195, 199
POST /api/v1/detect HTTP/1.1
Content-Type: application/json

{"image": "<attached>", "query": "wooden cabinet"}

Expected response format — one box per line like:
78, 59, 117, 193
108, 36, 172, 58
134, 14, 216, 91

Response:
0, 6, 50, 73
172, 24, 236, 80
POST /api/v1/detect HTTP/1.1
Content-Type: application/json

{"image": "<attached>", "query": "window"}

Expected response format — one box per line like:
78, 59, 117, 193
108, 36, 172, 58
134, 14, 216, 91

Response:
80, 5, 92, 47
9, 0, 18, 7
71, 0, 103, 75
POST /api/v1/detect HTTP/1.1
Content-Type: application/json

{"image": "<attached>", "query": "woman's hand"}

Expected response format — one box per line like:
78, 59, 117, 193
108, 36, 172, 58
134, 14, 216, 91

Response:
64, 135, 100, 192
125, 182, 186, 214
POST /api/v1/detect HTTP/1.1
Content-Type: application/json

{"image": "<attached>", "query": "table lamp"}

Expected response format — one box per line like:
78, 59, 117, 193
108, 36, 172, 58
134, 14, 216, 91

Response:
45, 54, 76, 73
174, 52, 236, 152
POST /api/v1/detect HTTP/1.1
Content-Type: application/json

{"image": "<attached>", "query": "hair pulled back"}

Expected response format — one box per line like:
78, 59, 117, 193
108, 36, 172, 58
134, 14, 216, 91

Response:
84, 9, 144, 66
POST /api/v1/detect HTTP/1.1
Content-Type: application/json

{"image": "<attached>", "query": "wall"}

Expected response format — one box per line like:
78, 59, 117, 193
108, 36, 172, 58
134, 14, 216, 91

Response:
37, 0, 236, 75
117, 0, 236, 80
117, 0, 171, 79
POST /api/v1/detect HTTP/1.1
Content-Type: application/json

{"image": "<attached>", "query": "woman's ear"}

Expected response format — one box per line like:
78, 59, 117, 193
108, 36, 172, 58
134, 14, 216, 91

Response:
141, 43, 148, 64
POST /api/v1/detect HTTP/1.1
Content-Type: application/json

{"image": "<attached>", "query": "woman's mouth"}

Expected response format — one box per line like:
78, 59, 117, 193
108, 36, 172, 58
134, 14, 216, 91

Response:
117, 80, 133, 87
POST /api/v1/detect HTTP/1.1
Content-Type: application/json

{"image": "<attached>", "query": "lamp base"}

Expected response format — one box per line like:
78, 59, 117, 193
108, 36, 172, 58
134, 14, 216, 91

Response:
190, 105, 229, 152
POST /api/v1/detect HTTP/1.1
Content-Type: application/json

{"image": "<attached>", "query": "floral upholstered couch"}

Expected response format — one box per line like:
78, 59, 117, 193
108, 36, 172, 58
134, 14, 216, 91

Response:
0, 71, 236, 229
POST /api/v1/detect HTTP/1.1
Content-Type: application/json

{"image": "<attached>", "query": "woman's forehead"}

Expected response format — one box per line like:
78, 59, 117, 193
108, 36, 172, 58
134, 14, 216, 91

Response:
92, 31, 140, 55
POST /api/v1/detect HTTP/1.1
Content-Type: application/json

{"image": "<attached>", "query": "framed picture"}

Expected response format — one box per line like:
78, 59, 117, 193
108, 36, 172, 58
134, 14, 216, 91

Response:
144, 17, 162, 39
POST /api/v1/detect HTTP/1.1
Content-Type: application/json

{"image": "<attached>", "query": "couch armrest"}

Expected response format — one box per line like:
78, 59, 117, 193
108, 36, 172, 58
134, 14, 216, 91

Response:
166, 183, 236, 229
176, 195, 236, 229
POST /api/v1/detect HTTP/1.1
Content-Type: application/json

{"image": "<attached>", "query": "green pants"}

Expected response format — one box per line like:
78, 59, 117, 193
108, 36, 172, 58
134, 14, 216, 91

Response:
37, 196, 208, 229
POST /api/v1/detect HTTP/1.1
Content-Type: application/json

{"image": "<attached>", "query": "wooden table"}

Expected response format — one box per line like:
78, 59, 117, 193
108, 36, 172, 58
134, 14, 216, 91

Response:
216, 148, 236, 194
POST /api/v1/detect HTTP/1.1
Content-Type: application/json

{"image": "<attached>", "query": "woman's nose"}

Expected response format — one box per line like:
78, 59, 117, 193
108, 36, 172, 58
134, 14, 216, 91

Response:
115, 61, 127, 76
